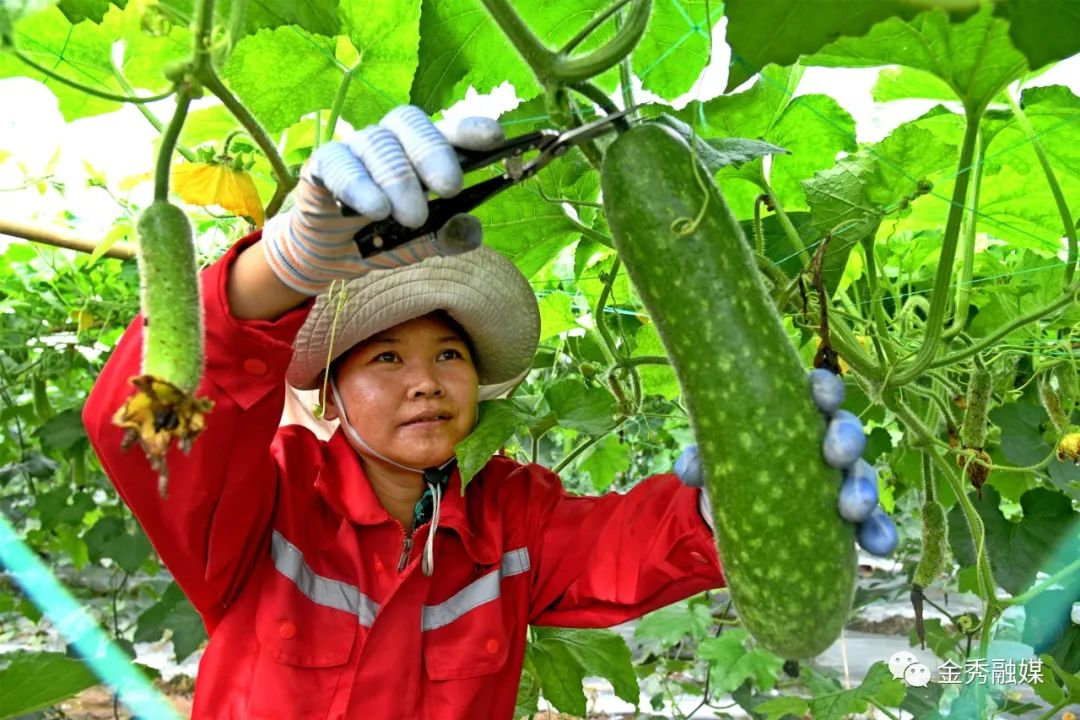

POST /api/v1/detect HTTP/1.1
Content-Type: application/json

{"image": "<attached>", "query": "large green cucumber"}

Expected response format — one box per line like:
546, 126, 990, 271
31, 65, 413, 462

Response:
601, 124, 855, 659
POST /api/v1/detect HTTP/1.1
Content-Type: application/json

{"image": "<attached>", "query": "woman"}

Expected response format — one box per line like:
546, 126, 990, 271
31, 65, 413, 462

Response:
83, 106, 868, 719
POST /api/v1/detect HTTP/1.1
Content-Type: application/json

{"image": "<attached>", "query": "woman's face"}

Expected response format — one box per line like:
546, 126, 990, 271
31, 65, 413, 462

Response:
326, 312, 479, 470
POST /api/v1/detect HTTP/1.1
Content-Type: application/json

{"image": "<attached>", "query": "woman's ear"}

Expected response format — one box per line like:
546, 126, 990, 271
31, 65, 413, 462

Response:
316, 370, 341, 421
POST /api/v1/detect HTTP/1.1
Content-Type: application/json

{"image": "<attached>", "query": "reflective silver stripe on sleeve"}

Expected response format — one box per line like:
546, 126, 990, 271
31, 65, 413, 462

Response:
271, 530, 380, 626
421, 547, 531, 631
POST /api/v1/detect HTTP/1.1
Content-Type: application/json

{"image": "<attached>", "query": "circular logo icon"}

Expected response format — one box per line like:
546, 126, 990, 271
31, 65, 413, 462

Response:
888, 650, 919, 680
904, 662, 932, 687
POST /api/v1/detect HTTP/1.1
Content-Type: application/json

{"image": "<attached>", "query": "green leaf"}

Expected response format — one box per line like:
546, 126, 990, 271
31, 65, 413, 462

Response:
527, 627, 638, 716
698, 629, 784, 695
992, 401, 1051, 467
634, 597, 713, 646
872, 66, 960, 103
1, 4, 191, 120
82, 515, 153, 574
576, 434, 629, 493
57, 0, 118, 25
908, 618, 962, 659
455, 400, 526, 487
133, 582, 208, 662
804, 661, 905, 719
992, 0, 1080, 73
513, 667, 540, 719
679, 65, 857, 219
475, 100, 599, 279
633, 0, 722, 100
244, 0, 340, 37
537, 291, 578, 342
34, 408, 86, 453
653, 113, 790, 174
0, 651, 98, 718
722, 0, 933, 92
544, 378, 617, 435
1041, 652, 1080, 696
754, 694, 810, 720
630, 323, 679, 401
805, 4, 1028, 112
946, 484, 1079, 596
411, 0, 610, 111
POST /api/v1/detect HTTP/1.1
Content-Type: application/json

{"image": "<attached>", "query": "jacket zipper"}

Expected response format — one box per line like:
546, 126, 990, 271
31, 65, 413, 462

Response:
397, 532, 414, 573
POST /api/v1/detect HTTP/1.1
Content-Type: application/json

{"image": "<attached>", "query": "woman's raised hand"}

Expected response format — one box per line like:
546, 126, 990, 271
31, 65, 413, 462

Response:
262, 106, 505, 296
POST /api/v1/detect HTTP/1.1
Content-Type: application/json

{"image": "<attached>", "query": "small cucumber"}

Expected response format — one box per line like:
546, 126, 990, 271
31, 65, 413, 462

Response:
601, 124, 855, 659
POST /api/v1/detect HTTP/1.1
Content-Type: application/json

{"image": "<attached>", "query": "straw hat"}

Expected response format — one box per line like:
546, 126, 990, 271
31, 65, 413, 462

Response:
285, 245, 540, 402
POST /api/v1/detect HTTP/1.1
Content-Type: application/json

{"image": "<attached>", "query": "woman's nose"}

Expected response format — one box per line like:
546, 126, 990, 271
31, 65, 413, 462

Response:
408, 363, 444, 396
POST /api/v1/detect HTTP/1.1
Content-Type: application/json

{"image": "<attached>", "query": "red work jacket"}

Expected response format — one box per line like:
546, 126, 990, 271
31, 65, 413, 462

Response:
82, 234, 726, 719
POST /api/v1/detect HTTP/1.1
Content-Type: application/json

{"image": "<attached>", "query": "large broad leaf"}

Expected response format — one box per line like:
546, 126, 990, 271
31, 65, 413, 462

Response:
633, 0, 724, 100
0, 651, 99, 718
722, 0, 948, 92
697, 628, 784, 695
222, 0, 420, 135
757, 661, 906, 720
804, 4, 1028, 113
0, 4, 192, 120
454, 399, 530, 486
677, 65, 856, 218
411, 0, 613, 112
526, 627, 638, 717
133, 581, 208, 662
82, 515, 153, 574
473, 99, 600, 279
543, 378, 617, 435
57, 0, 125, 25
947, 484, 1080, 596
992, 0, 1080, 73
576, 433, 630, 492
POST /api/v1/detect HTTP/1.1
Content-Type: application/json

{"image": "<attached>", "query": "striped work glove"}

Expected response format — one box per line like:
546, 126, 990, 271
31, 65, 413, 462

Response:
263, 105, 505, 295
674, 368, 898, 556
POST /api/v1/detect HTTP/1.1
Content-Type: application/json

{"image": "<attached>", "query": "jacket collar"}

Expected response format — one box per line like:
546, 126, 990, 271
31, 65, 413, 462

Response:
314, 429, 500, 566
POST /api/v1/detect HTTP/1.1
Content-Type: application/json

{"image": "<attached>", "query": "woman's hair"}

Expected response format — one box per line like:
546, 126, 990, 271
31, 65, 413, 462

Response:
326, 309, 477, 382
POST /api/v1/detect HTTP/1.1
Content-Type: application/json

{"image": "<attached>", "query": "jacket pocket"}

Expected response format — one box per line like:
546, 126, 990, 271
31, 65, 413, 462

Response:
422, 568, 511, 680
247, 551, 359, 719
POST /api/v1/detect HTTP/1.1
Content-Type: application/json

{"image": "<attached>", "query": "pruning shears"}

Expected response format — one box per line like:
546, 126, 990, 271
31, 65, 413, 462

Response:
338, 106, 638, 259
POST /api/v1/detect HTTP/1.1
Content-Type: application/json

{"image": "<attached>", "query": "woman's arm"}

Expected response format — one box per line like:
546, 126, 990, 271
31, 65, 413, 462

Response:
523, 464, 724, 628
227, 238, 310, 320
83, 233, 314, 632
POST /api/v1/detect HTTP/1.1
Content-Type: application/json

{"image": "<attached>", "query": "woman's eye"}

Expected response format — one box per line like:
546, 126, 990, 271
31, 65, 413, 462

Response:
375, 352, 397, 362
439, 348, 464, 360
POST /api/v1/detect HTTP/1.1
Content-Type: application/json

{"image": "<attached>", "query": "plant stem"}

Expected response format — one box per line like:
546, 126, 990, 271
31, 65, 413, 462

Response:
560, 0, 634, 54
324, 66, 357, 143
569, 81, 629, 131
552, 416, 629, 473
154, 87, 193, 202
753, 194, 766, 255
110, 60, 195, 162
888, 113, 981, 386
861, 237, 897, 364
615, 9, 636, 112
617, 355, 667, 368
931, 283, 1079, 369
595, 257, 623, 364
198, 70, 296, 196
566, 215, 614, 248
479, 0, 556, 79
755, 172, 809, 266
1006, 89, 1078, 288
944, 134, 983, 341
549, 0, 651, 83
15, 50, 176, 104
1002, 555, 1080, 606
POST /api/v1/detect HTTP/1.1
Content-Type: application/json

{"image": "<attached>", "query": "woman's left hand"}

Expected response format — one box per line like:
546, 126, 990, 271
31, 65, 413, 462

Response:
674, 368, 897, 557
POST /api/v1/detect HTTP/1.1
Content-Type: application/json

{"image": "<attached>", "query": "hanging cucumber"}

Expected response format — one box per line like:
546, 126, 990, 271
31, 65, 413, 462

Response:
600, 124, 855, 659
112, 201, 213, 496
958, 363, 992, 495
